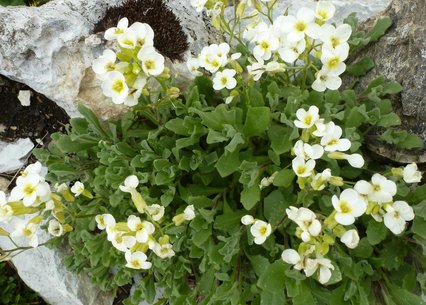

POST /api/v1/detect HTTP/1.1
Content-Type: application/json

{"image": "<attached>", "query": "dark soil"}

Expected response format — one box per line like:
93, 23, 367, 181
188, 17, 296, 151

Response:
93, 0, 189, 62
0, 75, 69, 144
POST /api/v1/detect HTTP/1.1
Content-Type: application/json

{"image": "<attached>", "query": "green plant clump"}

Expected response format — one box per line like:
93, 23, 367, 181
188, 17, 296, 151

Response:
1, 1, 425, 305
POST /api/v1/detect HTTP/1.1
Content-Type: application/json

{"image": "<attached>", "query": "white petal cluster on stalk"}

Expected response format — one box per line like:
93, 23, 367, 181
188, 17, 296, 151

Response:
286, 206, 322, 242
241, 217, 272, 245
93, 18, 164, 106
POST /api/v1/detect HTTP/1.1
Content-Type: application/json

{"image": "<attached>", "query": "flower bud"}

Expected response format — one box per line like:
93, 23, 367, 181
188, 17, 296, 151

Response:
340, 229, 360, 249
167, 87, 180, 99
241, 215, 255, 225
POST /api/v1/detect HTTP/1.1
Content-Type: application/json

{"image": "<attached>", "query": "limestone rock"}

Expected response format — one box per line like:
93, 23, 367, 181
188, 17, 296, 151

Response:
0, 0, 214, 119
0, 221, 114, 305
350, 0, 426, 145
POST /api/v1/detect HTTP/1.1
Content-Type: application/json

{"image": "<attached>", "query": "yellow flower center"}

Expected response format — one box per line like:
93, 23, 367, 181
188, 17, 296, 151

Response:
259, 226, 268, 235
106, 62, 115, 71
260, 40, 270, 50
373, 184, 381, 192
144, 60, 156, 71
339, 201, 352, 214
23, 184, 36, 196
131, 259, 141, 269
327, 138, 338, 146
317, 11, 328, 20
297, 165, 307, 175
327, 57, 340, 69
220, 77, 228, 85
23, 228, 33, 237
330, 37, 340, 48
123, 38, 135, 47
295, 21, 307, 32
112, 80, 124, 93
303, 115, 313, 126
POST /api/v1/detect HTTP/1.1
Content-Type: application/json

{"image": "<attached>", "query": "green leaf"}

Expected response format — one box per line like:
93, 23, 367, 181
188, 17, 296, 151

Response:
241, 185, 260, 210
247, 86, 265, 106
243, 107, 271, 137
264, 190, 289, 225
382, 81, 403, 95
412, 217, 426, 240
388, 284, 426, 305
346, 57, 375, 77
366, 16, 392, 43
268, 125, 298, 155
0, 0, 26, 5
258, 260, 287, 293
165, 118, 190, 135
293, 282, 316, 305
77, 103, 111, 139
366, 220, 388, 245
377, 112, 401, 127
215, 149, 241, 177
380, 130, 424, 149
272, 169, 295, 188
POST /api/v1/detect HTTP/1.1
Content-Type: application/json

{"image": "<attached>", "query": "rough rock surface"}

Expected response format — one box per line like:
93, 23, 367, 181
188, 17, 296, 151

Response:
0, 0, 214, 119
0, 222, 113, 305
350, 0, 426, 144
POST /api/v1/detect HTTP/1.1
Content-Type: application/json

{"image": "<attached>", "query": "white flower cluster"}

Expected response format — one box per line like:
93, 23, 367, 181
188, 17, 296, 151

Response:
93, 18, 165, 106
292, 105, 364, 185
282, 247, 334, 284
187, 42, 242, 98
241, 2, 350, 91
0, 162, 57, 248
95, 175, 196, 270
241, 215, 272, 244
355, 174, 415, 234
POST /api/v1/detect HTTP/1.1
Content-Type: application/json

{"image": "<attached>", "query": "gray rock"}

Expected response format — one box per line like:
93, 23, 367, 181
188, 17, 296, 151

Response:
353, 0, 425, 137
0, 138, 34, 173
0, 220, 114, 305
0, 0, 214, 119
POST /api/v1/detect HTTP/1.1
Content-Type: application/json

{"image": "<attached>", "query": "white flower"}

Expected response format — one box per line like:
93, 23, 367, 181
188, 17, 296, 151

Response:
305, 257, 334, 284
293, 140, 324, 160
332, 189, 367, 225
102, 71, 129, 104
311, 168, 332, 190
117, 28, 137, 49
286, 206, 322, 242
104, 17, 129, 41
21, 161, 47, 178
316, 1, 335, 22
403, 163, 422, 183
153, 243, 175, 258
0, 199, 13, 222
321, 44, 349, 76
184, 205, 196, 221
125, 251, 152, 269
313, 120, 334, 138
253, 32, 280, 61
340, 229, 360, 249
243, 21, 268, 43
127, 215, 155, 243
92, 49, 116, 80
320, 125, 351, 152
70, 181, 85, 197
294, 106, 320, 129
186, 58, 202, 77
95, 214, 116, 231
292, 157, 316, 178
129, 22, 154, 49
282, 249, 302, 265
124, 75, 146, 107
10, 220, 39, 247
111, 233, 137, 252
320, 24, 352, 50
312, 69, 342, 92
213, 69, 237, 90
241, 215, 255, 225
355, 174, 397, 203
198, 43, 229, 73
119, 175, 139, 194
146, 204, 165, 222
48, 219, 64, 237
383, 201, 414, 235
250, 220, 272, 244
278, 38, 306, 63
277, 8, 321, 42
137, 47, 165, 76
10, 174, 51, 207
327, 152, 365, 168
190, 0, 207, 12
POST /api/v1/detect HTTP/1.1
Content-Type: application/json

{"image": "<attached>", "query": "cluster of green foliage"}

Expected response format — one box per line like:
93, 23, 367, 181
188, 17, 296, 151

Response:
28, 8, 426, 305
0, 262, 45, 305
